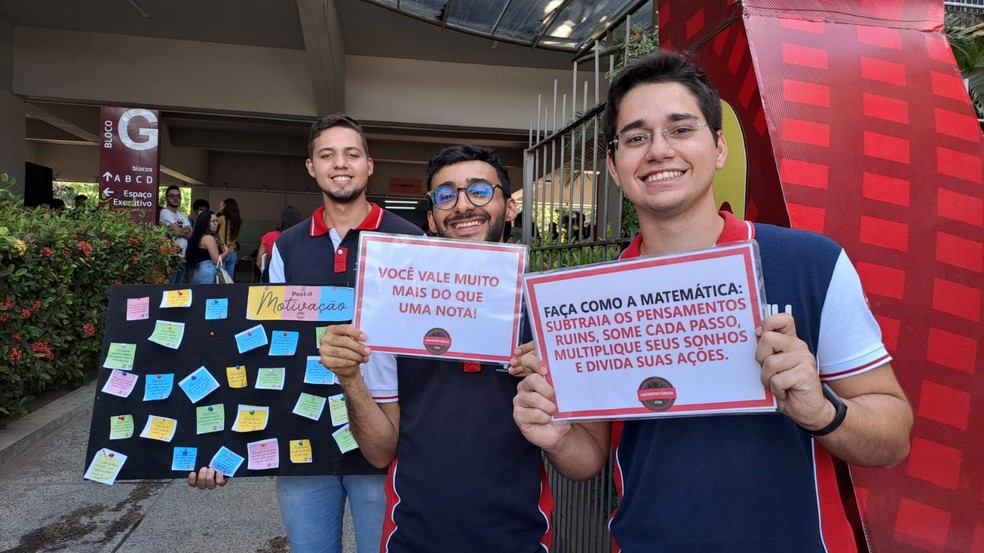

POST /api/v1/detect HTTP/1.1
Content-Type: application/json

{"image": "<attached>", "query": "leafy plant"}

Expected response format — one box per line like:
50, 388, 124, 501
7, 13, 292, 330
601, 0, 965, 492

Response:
946, 12, 984, 117
0, 176, 180, 415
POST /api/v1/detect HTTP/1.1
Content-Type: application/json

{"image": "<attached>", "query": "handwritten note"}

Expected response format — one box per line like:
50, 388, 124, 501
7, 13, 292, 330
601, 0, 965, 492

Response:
126, 297, 150, 321
268, 331, 299, 356
148, 320, 185, 349
255, 367, 286, 391
101, 370, 138, 398
328, 394, 349, 426
140, 415, 177, 442
178, 367, 220, 404
205, 298, 228, 320
247, 438, 280, 470
171, 447, 198, 471
103, 342, 136, 371
289, 439, 313, 464
303, 356, 336, 385
235, 324, 269, 354
209, 446, 245, 477
226, 365, 248, 389
143, 373, 174, 401
161, 289, 193, 308
292, 393, 327, 421
196, 404, 225, 434
84, 448, 127, 485
332, 424, 359, 454
109, 414, 134, 440
232, 405, 269, 432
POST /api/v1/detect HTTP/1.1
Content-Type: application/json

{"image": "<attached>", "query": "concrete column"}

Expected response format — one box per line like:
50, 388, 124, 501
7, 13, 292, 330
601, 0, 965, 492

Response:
0, 13, 25, 196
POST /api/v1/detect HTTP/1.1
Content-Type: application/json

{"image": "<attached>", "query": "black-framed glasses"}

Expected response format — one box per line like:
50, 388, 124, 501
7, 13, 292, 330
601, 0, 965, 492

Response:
427, 181, 504, 210
166, 193, 181, 198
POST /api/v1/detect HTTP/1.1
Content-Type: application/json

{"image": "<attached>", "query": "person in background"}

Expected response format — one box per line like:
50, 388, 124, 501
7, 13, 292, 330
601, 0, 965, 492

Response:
74, 194, 88, 209
256, 205, 303, 283
159, 185, 192, 283
185, 210, 227, 284
216, 197, 242, 281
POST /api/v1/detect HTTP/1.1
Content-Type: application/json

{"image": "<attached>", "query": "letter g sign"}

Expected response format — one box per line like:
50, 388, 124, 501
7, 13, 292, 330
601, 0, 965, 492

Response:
118, 108, 159, 151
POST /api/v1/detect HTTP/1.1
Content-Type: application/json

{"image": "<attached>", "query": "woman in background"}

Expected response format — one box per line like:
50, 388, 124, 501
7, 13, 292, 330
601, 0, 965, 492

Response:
256, 205, 303, 283
187, 210, 228, 284
216, 198, 242, 281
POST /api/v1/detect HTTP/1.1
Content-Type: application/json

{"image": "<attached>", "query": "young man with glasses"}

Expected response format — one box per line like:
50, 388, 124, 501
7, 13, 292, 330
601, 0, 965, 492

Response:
159, 185, 192, 283
320, 145, 553, 553
512, 50, 912, 552
188, 114, 423, 553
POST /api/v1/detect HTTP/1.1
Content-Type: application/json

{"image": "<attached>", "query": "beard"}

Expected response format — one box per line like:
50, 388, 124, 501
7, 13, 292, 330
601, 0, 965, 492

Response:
437, 211, 506, 242
322, 182, 367, 204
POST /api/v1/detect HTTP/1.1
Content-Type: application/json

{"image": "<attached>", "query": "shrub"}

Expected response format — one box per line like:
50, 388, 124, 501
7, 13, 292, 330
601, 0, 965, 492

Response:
0, 176, 180, 415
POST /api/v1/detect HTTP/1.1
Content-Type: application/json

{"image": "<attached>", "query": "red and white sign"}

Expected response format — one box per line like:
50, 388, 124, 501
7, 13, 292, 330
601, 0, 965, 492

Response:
523, 241, 774, 421
98, 106, 160, 223
353, 232, 526, 363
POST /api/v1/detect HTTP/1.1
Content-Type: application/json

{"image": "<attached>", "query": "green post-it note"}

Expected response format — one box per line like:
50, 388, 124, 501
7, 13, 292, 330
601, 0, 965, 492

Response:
109, 414, 134, 439
196, 404, 225, 434
103, 342, 137, 371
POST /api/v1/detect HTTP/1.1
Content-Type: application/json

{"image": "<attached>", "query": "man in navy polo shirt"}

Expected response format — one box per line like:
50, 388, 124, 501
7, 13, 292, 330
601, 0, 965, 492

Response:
188, 114, 422, 553
511, 50, 913, 553
320, 145, 553, 553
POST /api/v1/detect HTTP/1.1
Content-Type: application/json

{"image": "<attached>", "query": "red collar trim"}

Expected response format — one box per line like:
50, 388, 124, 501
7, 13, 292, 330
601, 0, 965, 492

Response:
620, 211, 755, 260
308, 203, 384, 237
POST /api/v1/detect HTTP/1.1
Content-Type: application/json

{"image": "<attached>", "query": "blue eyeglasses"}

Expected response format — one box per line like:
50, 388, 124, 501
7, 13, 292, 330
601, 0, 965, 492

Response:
427, 181, 504, 210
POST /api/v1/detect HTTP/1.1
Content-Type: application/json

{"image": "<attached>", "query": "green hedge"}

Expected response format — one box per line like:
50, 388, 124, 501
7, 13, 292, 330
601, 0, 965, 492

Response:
0, 174, 179, 415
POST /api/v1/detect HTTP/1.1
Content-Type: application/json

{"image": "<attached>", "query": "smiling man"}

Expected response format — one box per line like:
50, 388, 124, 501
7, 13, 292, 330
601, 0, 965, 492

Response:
188, 114, 422, 553
320, 145, 553, 553
512, 50, 912, 553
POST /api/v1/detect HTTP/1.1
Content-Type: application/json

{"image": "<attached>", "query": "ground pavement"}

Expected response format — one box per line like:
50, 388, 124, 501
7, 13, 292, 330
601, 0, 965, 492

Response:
0, 381, 357, 553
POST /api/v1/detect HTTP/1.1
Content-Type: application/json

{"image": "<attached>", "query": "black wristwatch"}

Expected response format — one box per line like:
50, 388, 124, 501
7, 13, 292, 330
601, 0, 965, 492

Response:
798, 384, 848, 437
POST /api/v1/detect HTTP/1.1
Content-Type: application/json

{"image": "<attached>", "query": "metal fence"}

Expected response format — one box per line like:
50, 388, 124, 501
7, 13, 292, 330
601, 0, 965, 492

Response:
522, 41, 629, 553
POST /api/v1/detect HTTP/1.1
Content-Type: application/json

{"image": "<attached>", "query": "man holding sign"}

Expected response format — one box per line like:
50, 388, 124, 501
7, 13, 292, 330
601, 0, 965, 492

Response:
512, 51, 912, 552
320, 145, 553, 552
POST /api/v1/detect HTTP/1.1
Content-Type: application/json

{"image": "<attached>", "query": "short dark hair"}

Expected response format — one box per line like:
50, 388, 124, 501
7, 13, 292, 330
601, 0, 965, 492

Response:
165, 185, 181, 195
192, 198, 210, 211
425, 145, 511, 192
308, 114, 369, 159
603, 50, 723, 155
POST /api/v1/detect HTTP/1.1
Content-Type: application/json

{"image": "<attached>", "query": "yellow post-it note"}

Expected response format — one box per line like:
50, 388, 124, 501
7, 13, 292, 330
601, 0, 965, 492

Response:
226, 365, 247, 389
161, 289, 193, 308
328, 394, 349, 426
232, 405, 269, 432
140, 415, 177, 442
290, 439, 314, 464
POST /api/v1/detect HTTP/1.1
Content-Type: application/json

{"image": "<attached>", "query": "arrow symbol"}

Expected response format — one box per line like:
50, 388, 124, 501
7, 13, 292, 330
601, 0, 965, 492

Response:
102, 171, 113, 181
102, 187, 114, 197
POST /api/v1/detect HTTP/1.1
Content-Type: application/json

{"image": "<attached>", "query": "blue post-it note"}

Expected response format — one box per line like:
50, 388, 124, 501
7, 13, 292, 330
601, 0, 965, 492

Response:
171, 447, 198, 471
235, 324, 269, 354
303, 356, 336, 385
269, 331, 299, 356
205, 298, 229, 320
178, 367, 221, 404
143, 373, 175, 401
209, 446, 245, 477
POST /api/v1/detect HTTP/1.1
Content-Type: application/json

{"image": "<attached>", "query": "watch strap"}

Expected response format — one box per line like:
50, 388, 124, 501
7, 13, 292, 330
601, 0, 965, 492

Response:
799, 383, 847, 437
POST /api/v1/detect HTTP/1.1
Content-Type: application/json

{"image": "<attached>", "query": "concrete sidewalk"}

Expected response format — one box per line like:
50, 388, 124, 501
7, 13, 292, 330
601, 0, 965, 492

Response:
0, 382, 356, 553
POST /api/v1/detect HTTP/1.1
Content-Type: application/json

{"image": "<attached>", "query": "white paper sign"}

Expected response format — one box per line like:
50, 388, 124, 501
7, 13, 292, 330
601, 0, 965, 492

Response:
524, 241, 775, 421
354, 232, 526, 363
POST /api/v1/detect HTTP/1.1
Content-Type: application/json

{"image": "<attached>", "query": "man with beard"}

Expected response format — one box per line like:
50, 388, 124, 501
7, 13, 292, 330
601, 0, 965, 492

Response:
188, 114, 422, 553
319, 145, 553, 553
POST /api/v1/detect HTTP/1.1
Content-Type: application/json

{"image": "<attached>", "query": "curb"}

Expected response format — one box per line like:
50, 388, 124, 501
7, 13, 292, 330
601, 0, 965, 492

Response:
0, 380, 97, 468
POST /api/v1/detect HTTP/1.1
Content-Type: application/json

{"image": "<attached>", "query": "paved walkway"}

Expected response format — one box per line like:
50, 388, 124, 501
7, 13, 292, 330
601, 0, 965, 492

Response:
0, 381, 356, 553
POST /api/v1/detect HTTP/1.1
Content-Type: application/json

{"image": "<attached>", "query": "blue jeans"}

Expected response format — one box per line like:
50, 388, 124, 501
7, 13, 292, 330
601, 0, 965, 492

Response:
276, 474, 386, 553
190, 260, 216, 284
224, 251, 237, 282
